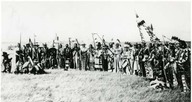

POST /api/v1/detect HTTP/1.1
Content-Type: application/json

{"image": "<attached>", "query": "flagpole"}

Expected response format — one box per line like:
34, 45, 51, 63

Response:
135, 13, 145, 43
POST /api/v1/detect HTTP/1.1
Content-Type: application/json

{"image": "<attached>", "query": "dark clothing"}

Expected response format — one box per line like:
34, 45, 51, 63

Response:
2, 56, 12, 73
101, 52, 109, 71
63, 47, 72, 58
138, 48, 149, 77
63, 47, 72, 68
72, 47, 80, 69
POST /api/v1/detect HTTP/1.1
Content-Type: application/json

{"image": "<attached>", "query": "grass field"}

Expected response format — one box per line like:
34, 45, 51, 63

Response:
1, 69, 191, 102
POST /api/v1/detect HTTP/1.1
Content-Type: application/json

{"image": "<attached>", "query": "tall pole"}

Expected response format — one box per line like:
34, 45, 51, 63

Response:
162, 35, 169, 87
69, 37, 71, 48
20, 33, 21, 44
19, 33, 21, 50
34, 34, 36, 45
96, 33, 103, 41
92, 33, 96, 48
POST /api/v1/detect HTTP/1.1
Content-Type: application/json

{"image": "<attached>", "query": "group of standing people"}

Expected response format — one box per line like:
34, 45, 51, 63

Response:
1, 36, 191, 92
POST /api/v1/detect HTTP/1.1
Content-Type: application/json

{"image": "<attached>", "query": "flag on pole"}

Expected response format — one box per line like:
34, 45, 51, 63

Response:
135, 13, 145, 42
137, 20, 146, 27
136, 13, 146, 27
136, 13, 159, 42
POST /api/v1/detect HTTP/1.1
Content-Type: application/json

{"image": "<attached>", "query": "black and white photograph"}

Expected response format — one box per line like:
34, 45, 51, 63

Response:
1, 0, 191, 102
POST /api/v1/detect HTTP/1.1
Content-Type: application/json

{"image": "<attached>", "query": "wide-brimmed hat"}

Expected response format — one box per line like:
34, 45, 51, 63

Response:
26, 43, 30, 47
124, 42, 131, 48
16, 50, 24, 56
2, 52, 9, 57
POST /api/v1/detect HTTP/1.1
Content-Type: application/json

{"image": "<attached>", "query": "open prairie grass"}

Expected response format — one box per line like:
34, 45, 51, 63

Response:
1, 69, 190, 102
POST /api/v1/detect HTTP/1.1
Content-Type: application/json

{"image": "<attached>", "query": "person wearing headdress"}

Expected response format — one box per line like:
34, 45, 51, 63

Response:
148, 43, 156, 78
39, 46, 46, 69
108, 42, 114, 72
87, 44, 95, 71
133, 43, 141, 76
72, 43, 80, 70
2, 52, 12, 73
24, 43, 32, 62
172, 36, 190, 92
101, 44, 110, 71
49, 46, 57, 69
37, 46, 42, 63
15, 50, 24, 74
33, 44, 39, 61
57, 44, 63, 69
126, 42, 135, 75
80, 42, 88, 71
121, 42, 131, 74
10, 43, 22, 73
152, 43, 166, 81
113, 40, 123, 73
138, 42, 149, 77
163, 42, 177, 89
42, 43, 50, 69
94, 42, 103, 71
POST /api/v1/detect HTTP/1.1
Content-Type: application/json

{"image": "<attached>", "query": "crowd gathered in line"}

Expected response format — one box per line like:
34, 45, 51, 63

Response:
1, 36, 191, 92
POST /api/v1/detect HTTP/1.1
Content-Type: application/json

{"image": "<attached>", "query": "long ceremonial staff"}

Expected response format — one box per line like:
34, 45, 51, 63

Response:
76, 39, 81, 69
69, 37, 71, 48
162, 35, 172, 41
162, 35, 170, 87
94, 33, 115, 55
93, 33, 105, 75
19, 33, 22, 50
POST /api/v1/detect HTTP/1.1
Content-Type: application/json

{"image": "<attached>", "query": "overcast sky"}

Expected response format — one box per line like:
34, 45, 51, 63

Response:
1, 1, 191, 44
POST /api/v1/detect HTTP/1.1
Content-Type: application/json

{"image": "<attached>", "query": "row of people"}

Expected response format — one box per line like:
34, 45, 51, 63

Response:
1, 37, 191, 92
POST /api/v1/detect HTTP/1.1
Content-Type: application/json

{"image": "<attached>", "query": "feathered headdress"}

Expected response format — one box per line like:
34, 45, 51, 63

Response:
171, 36, 187, 49
171, 36, 180, 41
